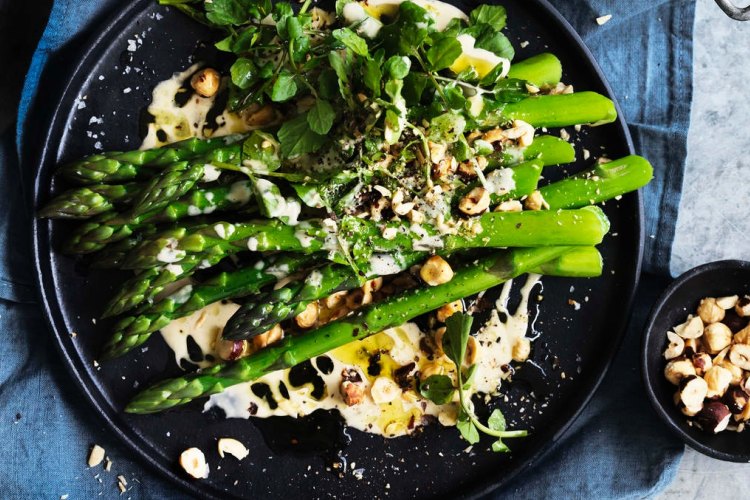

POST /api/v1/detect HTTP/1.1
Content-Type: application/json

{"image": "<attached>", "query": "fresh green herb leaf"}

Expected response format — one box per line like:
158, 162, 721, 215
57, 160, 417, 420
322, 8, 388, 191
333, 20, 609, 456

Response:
230, 57, 257, 89
205, 0, 255, 25
474, 31, 514, 60
379, 1, 435, 55
487, 409, 507, 432
469, 4, 507, 30
307, 99, 336, 134
278, 113, 328, 158
242, 131, 281, 171
426, 36, 462, 70
419, 375, 455, 404
270, 72, 298, 102
333, 28, 370, 56
328, 51, 350, 83
317, 69, 340, 100
491, 439, 510, 453
443, 312, 473, 368
215, 34, 233, 52
402, 72, 430, 104
429, 112, 466, 142
457, 410, 480, 444
384, 55, 411, 80
363, 58, 383, 96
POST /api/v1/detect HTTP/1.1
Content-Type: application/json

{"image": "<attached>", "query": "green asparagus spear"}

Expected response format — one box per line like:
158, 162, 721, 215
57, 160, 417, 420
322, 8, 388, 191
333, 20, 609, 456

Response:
125, 246, 576, 414
63, 180, 255, 254
528, 246, 602, 277
123, 161, 208, 219
540, 155, 654, 209
59, 135, 245, 185
506, 53, 563, 89
120, 206, 610, 270
482, 92, 617, 129
38, 183, 141, 219
102, 254, 315, 359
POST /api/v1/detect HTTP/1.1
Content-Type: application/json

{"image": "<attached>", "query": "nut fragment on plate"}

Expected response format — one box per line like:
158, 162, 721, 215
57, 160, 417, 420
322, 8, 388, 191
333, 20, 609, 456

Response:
180, 447, 209, 479
663, 293, 750, 434
218, 438, 249, 460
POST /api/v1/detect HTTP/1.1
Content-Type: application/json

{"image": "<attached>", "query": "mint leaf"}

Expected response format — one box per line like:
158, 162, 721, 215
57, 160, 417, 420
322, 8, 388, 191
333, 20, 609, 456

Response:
363, 58, 383, 96
443, 313, 473, 368
307, 99, 336, 134
278, 113, 327, 158
469, 5, 507, 30
426, 36, 462, 70
333, 28, 369, 57
270, 72, 297, 102
487, 409, 507, 432
379, 1, 435, 55
230, 57, 257, 89
419, 375, 455, 405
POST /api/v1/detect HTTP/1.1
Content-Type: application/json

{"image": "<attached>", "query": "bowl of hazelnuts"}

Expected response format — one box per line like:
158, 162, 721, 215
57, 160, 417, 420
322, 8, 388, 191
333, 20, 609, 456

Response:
642, 260, 750, 462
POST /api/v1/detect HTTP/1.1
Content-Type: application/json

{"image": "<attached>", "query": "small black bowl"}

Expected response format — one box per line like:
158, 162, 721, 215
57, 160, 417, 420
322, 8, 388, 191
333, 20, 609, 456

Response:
642, 260, 750, 462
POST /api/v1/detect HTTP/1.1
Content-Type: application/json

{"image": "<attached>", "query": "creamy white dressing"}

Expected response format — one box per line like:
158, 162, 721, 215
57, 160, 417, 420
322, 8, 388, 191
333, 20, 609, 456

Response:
226, 181, 253, 204
367, 254, 403, 276
140, 64, 251, 150
156, 237, 186, 264
484, 168, 516, 196
156, 275, 540, 438
160, 301, 241, 368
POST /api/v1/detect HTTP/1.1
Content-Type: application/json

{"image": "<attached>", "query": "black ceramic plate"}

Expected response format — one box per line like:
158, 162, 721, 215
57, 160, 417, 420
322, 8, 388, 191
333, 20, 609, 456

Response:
28, 0, 643, 498
642, 260, 750, 463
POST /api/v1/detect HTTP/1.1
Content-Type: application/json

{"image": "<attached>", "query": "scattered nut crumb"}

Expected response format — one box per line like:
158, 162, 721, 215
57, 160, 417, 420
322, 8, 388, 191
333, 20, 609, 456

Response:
88, 444, 105, 468
596, 14, 612, 25
218, 438, 250, 460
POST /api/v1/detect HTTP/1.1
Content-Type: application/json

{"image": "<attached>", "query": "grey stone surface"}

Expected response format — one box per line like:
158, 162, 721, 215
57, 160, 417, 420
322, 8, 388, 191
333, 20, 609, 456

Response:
671, 0, 750, 277
662, 0, 750, 497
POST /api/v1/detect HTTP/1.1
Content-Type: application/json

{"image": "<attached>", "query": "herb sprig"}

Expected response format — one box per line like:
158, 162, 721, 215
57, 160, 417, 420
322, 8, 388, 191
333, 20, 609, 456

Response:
420, 313, 528, 452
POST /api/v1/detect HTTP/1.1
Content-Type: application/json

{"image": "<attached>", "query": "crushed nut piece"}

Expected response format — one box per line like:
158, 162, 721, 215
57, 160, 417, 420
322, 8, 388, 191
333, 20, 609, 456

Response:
88, 445, 106, 468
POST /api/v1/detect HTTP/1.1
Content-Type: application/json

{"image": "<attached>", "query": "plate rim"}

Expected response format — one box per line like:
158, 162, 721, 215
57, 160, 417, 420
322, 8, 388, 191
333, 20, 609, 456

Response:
25, 0, 645, 498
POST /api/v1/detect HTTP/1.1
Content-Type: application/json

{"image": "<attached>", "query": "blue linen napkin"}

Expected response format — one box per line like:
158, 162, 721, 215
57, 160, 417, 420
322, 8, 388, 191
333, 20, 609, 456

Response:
3, 0, 694, 497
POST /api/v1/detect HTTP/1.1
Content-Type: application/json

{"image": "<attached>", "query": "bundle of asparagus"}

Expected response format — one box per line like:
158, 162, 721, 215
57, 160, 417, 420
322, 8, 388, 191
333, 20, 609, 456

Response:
38, 0, 653, 435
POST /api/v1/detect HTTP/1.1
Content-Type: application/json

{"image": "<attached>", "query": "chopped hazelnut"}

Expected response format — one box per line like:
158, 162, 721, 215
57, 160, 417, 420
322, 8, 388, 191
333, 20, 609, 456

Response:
370, 377, 401, 404
674, 315, 704, 339
217, 438, 249, 460
697, 298, 725, 324
190, 68, 220, 98
340, 369, 365, 406
294, 302, 319, 329
663, 331, 685, 360
678, 375, 708, 410
459, 187, 491, 215
512, 338, 532, 362
179, 448, 209, 479
695, 402, 732, 434
729, 343, 750, 371
216, 339, 251, 361
703, 322, 733, 354
251, 324, 283, 350
704, 365, 733, 398
736, 296, 750, 317
664, 358, 696, 385
524, 190, 549, 211
691, 352, 712, 375
436, 300, 463, 323
88, 445, 105, 468
420, 256, 454, 286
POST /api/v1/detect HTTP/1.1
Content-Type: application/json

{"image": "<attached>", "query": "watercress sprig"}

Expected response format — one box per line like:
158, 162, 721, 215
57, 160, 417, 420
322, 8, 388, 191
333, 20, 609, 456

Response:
420, 312, 528, 452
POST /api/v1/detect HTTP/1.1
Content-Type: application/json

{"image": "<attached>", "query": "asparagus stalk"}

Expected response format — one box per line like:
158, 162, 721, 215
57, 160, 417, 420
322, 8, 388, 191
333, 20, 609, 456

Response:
120, 207, 610, 270
528, 246, 602, 277
506, 53, 563, 88
540, 156, 654, 209
63, 181, 255, 254
102, 254, 315, 359
124, 161, 209, 219
38, 183, 141, 219
125, 246, 576, 413
482, 92, 617, 129
519, 135, 576, 166
59, 135, 245, 185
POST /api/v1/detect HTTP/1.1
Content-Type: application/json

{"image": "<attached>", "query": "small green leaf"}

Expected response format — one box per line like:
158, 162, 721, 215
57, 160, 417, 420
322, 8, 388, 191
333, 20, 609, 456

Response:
278, 113, 328, 158
286, 16, 303, 40
487, 409, 507, 432
429, 112, 466, 143
457, 413, 480, 444
475, 31, 514, 60
333, 28, 369, 57
469, 5, 507, 30
307, 100, 336, 134
205, 0, 253, 25
215, 34, 233, 52
384, 55, 411, 80
232, 26, 260, 53
363, 58, 383, 96
242, 130, 280, 171
378, 1, 435, 55
443, 85, 466, 110
230, 57, 257, 90
443, 312, 473, 368
426, 36, 462, 70
492, 439, 510, 453
317, 69, 339, 100
271, 72, 297, 102
419, 375, 455, 405
462, 363, 477, 390
328, 51, 350, 83
402, 72, 429, 104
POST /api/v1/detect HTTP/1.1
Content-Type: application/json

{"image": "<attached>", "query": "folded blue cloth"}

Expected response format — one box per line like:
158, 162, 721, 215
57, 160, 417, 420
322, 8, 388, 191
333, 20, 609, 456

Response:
3, 0, 694, 497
